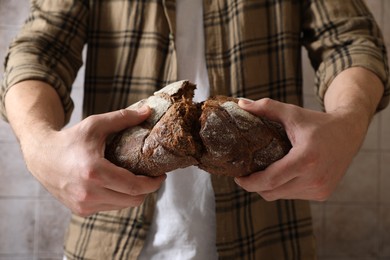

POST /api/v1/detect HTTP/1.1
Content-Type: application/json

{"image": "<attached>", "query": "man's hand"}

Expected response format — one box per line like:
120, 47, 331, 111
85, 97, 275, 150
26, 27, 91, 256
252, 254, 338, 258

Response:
235, 98, 364, 201
235, 67, 384, 201
5, 81, 165, 217
23, 107, 166, 216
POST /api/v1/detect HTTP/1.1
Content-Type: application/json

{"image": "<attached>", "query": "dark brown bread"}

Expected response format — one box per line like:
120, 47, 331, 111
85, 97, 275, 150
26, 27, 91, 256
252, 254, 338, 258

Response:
105, 80, 291, 177
105, 81, 200, 176
197, 96, 291, 176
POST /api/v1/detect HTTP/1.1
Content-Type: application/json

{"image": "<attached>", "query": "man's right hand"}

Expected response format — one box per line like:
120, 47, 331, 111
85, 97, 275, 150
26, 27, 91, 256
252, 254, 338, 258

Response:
5, 81, 166, 217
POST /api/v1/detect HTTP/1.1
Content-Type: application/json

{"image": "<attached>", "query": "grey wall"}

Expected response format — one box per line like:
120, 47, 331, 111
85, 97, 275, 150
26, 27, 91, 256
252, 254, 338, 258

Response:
0, 0, 389, 259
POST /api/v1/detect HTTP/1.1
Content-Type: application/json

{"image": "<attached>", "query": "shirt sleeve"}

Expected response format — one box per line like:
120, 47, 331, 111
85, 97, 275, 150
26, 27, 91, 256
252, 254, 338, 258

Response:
0, 0, 89, 123
302, 0, 390, 111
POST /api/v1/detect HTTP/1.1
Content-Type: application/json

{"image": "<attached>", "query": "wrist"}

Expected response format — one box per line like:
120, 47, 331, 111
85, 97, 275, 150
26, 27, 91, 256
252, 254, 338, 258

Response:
326, 106, 371, 150
17, 123, 59, 158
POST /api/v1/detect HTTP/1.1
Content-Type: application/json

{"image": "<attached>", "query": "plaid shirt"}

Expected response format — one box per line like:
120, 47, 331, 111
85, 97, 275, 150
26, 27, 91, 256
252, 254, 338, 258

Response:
1, 0, 389, 259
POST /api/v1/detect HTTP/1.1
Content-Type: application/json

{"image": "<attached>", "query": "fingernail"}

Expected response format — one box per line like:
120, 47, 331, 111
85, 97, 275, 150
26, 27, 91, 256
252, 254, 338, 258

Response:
238, 98, 254, 105
137, 105, 150, 115
234, 177, 242, 186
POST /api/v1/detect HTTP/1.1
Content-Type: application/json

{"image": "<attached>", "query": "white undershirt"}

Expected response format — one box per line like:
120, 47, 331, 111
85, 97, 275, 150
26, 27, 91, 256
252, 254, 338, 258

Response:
138, 0, 217, 259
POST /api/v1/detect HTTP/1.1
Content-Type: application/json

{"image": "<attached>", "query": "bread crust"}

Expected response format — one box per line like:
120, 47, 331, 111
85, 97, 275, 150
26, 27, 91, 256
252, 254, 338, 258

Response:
198, 96, 291, 176
105, 80, 291, 177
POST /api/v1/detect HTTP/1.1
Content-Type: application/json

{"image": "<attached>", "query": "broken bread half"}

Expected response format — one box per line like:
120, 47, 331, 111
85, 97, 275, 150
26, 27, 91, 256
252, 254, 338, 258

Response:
105, 80, 291, 177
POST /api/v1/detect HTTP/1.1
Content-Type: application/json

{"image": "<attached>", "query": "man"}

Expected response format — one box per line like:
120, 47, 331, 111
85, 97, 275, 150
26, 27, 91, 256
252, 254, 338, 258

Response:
1, 0, 388, 259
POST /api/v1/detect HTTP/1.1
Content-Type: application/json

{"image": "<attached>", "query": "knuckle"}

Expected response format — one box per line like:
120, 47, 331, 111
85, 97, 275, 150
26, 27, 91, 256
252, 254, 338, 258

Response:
308, 175, 331, 201
127, 183, 142, 196
79, 165, 100, 182
259, 191, 277, 201
76, 210, 94, 218
315, 195, 329, 202
130, 196, 145, 207
259, 97, 272, 107
305, 179, 331, 201
74, 189, 91, 204
70, 190, 98, 217
71, 184, 96, 205
119, 108, 131, 118
313, 189, 331, 201
310, 176, 327, 190
72, 204, 92, 217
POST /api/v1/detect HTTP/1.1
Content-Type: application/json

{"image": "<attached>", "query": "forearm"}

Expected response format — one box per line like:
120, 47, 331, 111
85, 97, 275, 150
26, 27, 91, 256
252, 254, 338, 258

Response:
236, 67, 385, 201
324, 67, 384, 136
4, 80, 66, 146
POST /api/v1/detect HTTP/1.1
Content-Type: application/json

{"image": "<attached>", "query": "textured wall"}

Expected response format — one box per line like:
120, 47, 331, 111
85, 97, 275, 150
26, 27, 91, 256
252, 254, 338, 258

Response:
0, 0, 389, 259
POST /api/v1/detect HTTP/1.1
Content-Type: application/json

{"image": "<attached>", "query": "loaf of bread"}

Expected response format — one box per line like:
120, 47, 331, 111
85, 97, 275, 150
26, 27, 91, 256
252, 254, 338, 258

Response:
105, 80, 291, 177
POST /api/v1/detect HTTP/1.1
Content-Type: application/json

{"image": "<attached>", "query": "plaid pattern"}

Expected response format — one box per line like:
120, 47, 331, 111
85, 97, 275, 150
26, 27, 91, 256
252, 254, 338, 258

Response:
1, 0, 389, 259
211, 176, 314, 259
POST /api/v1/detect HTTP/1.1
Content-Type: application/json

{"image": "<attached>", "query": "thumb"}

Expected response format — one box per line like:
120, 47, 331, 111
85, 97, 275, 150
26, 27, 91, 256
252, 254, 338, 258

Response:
95, 105, 151, 136
238, 98, 292, 124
